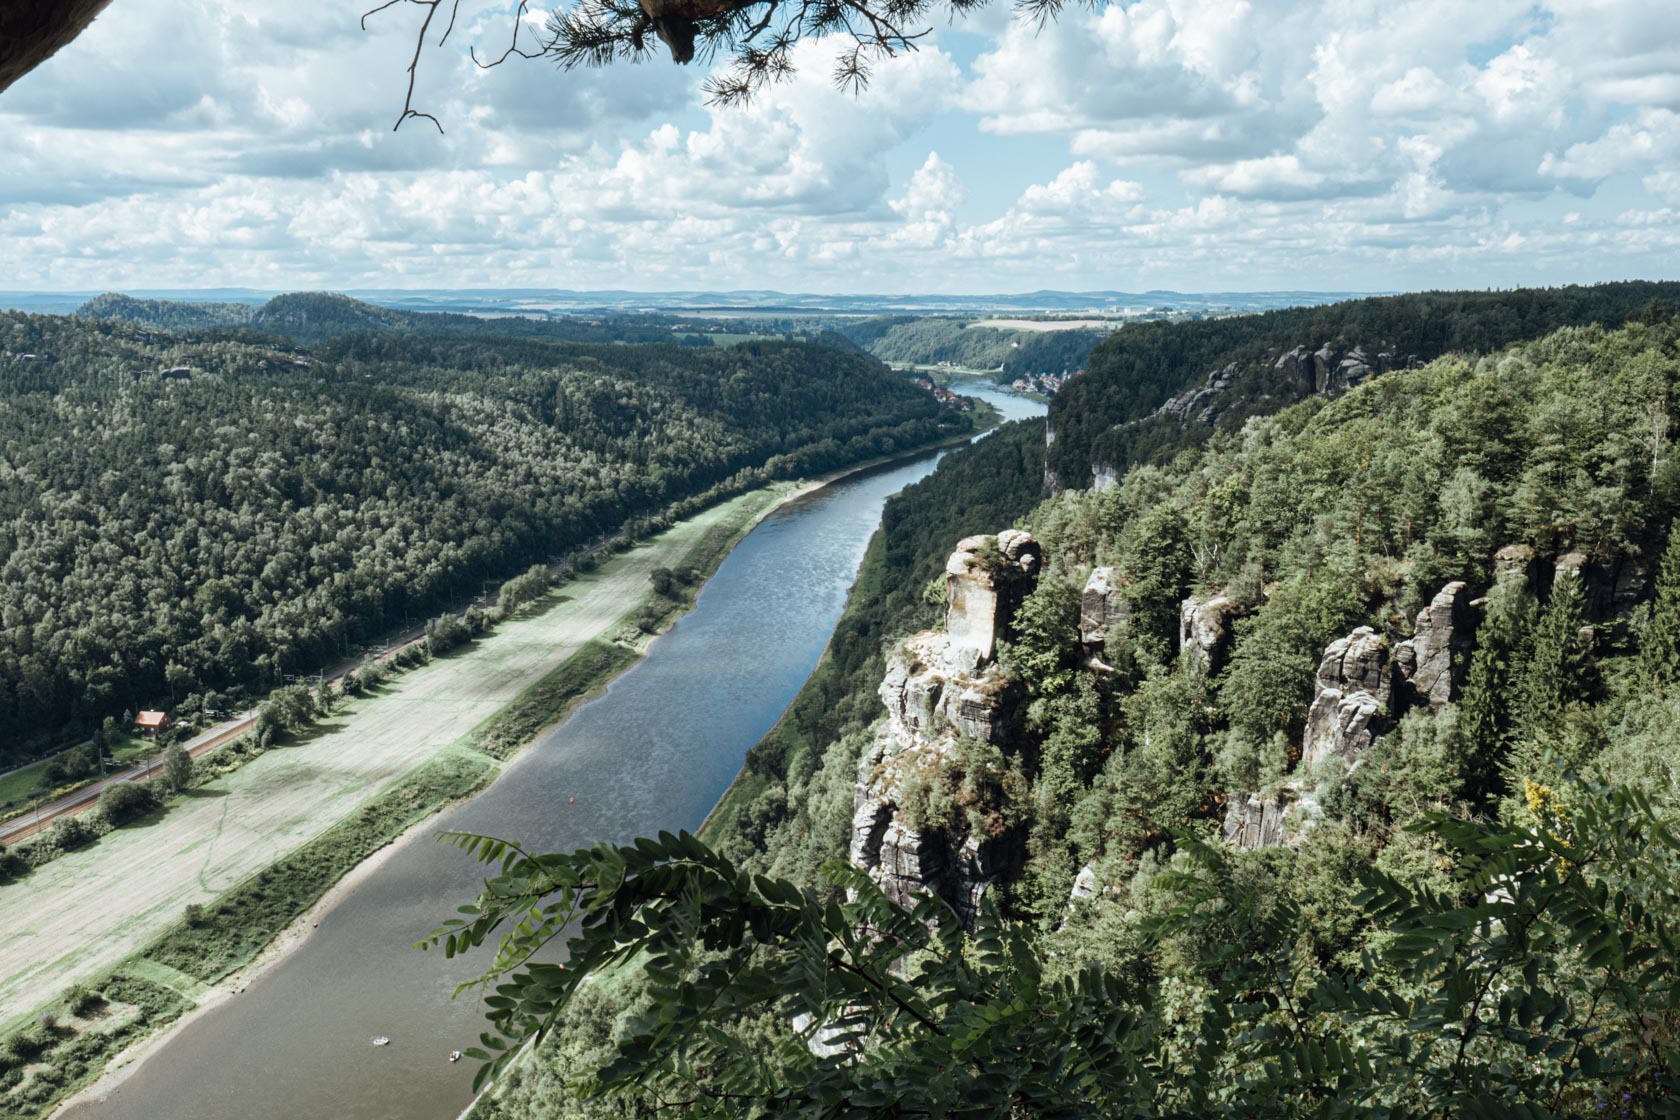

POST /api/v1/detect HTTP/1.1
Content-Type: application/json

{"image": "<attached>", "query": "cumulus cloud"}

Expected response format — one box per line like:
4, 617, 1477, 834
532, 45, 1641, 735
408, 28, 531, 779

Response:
0, 0, 1677, 291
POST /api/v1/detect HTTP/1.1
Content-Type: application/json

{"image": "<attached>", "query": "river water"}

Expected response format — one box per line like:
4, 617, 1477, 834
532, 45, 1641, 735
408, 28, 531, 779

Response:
68, 383, 1044, 1120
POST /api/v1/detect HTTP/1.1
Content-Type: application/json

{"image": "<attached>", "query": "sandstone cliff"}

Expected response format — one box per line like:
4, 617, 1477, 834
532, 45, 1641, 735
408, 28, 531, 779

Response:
1224, 580, 1480, 849
849, 531, 1040, 923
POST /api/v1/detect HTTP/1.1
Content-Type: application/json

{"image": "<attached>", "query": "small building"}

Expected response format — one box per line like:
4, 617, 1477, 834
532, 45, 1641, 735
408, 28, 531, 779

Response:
135, 710, 170, 734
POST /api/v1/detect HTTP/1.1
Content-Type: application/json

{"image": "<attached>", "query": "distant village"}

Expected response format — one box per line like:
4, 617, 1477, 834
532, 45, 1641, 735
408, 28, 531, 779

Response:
911, 363, 1081, 398
1007, 369, 1078, 395
912, 377, 976, 409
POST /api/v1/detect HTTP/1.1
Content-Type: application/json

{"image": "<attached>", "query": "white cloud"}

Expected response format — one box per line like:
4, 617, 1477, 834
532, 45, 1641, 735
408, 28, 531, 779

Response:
0, 0, 1677, 292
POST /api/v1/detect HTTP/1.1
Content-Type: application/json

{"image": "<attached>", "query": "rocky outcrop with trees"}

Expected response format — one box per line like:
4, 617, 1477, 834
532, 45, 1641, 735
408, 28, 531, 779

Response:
850, 531, 1041, 923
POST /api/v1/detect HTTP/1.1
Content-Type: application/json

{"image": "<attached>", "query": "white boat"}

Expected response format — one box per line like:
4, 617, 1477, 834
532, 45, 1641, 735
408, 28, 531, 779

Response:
371, 1036, 391, 1047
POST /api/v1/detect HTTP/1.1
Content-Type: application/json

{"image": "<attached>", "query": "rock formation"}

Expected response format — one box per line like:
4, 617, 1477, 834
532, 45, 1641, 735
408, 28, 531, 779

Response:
1392, 581, 1474, 711
1228, 579, 1479, 850
850, 531, 1041, 923
1301, 626, 1393, 771
1223, 789, 1309, 849
1180, 595, 1241, 674
1156, 362, 1240, 425
1554, 549, 1651, 623
1080, 567, 1129, 649
1154, 341, 1424, 439
1494, 543, 1544, 597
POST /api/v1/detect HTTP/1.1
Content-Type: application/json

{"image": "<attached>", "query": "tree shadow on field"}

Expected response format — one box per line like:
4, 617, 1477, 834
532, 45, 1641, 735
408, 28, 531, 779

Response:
184, 788, 228, 799
283, 719, 351, 747
503, 591, 571, 622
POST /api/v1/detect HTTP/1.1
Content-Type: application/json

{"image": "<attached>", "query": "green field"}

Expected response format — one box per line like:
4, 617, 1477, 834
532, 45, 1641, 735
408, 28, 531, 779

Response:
0, 485, 787, 1036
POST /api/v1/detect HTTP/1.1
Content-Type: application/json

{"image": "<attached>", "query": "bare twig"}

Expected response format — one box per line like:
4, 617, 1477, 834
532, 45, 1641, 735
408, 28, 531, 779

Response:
364, 0, 465, 133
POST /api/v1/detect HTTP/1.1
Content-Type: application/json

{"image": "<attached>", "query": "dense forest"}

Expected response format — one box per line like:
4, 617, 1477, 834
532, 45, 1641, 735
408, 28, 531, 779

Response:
77, 292, 745, 347
1048, 280, 1680, 488
447, 307, 1680, 1115
838, 315, 1106, 381
0, 312, 967, 757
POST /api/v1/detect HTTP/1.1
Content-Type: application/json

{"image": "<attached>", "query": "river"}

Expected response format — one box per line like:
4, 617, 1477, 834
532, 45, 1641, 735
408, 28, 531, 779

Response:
66, 382, 1044, 1120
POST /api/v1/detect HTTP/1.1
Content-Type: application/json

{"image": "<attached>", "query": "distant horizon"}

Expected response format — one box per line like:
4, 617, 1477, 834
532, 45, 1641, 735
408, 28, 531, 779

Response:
3, 286, 1394, 319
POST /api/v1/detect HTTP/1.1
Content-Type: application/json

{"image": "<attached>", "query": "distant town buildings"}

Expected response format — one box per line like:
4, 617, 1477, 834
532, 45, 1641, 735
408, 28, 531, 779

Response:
912, 378, 975, 410
1010, 368, 1082, 396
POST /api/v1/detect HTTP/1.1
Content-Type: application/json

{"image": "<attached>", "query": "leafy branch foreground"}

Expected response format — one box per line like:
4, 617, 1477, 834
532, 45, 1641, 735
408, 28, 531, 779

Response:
431, 773, 1680, 1118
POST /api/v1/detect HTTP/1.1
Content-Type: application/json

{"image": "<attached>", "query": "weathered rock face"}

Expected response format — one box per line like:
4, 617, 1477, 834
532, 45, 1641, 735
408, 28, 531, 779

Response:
1222, 789, 1309, 849
945, 530, 1043, 662
1180, 594, 1241, 674
851, 532, 1041, 923
1155, 342, 1422, 436
1555, 549, 1652, 623
1301, 626, 1393, 771
1044, 423, 1061, 493
1306, 342, 1417, 397
1393, 581, 1474, 712
1080, 567, 1129, 648
1231, 580, 1479, 849
878, 631, 1013, 746
1157, 361, 1240, 425
1494, 543, 1543, 597
1276, 346, 1313, 390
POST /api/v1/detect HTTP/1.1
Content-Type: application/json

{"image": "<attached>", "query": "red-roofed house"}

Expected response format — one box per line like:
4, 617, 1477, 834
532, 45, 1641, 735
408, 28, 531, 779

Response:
135, 710, 169, 734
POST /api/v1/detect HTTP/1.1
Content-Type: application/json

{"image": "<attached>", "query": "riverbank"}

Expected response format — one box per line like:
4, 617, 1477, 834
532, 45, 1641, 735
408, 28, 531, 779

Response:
8, 486, 795, 1119
19, 426, 992, 1120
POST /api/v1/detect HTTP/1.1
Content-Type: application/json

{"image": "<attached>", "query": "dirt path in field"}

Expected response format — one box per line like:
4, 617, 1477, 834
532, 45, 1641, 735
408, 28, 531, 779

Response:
0, 487, 788, 1032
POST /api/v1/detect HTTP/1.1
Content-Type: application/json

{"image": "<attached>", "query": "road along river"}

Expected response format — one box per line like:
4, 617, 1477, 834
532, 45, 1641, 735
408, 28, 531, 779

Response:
64, 383, 1045, 1120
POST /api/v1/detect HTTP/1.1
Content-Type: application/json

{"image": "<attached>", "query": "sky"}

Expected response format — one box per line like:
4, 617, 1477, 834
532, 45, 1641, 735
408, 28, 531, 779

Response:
1, 0, 1677, 294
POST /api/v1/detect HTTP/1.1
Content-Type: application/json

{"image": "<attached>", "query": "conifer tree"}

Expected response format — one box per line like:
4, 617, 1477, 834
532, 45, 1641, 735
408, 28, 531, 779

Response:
1642, 530, 1680, 694
1458, 634, 1510, 805
1507, 570, 1594, 782
1124, 505, 1194, 666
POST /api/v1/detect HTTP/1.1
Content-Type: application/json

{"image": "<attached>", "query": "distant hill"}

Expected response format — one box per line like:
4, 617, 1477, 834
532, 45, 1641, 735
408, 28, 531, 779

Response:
77, 292, 259, 331
75, 291, 728, 347
838, 315, 1111, 382
1047, 280, 1680, 489
0, 310, 966, 755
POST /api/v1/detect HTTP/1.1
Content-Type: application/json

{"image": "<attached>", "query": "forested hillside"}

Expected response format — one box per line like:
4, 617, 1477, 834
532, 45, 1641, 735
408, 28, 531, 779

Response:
450, 313, 1680, 1117
0, 312, 966, 757
838, 315, 1106, 381
78, 292, 732, 346
1048, 281, 1680, 488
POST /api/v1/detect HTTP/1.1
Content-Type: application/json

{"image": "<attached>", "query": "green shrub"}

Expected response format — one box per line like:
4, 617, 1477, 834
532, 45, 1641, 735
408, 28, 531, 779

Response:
97, 780, 158, 826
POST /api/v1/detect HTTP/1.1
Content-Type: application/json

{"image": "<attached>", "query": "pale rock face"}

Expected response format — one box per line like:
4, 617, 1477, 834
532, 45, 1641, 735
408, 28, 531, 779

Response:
1070, 864, 1099, 900
1223, 790, 1297, 849
1393, 581, 1474, 712
944, 530, 1043, 662
850, 531, 1041, 924
1092, 464, 1120, 491
1080, 567, 1129, 648
1301, 688, 1386, 771
1179, 594, 1240, 674
1301, 626, 1391, 771
878, 631, 1013, 747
